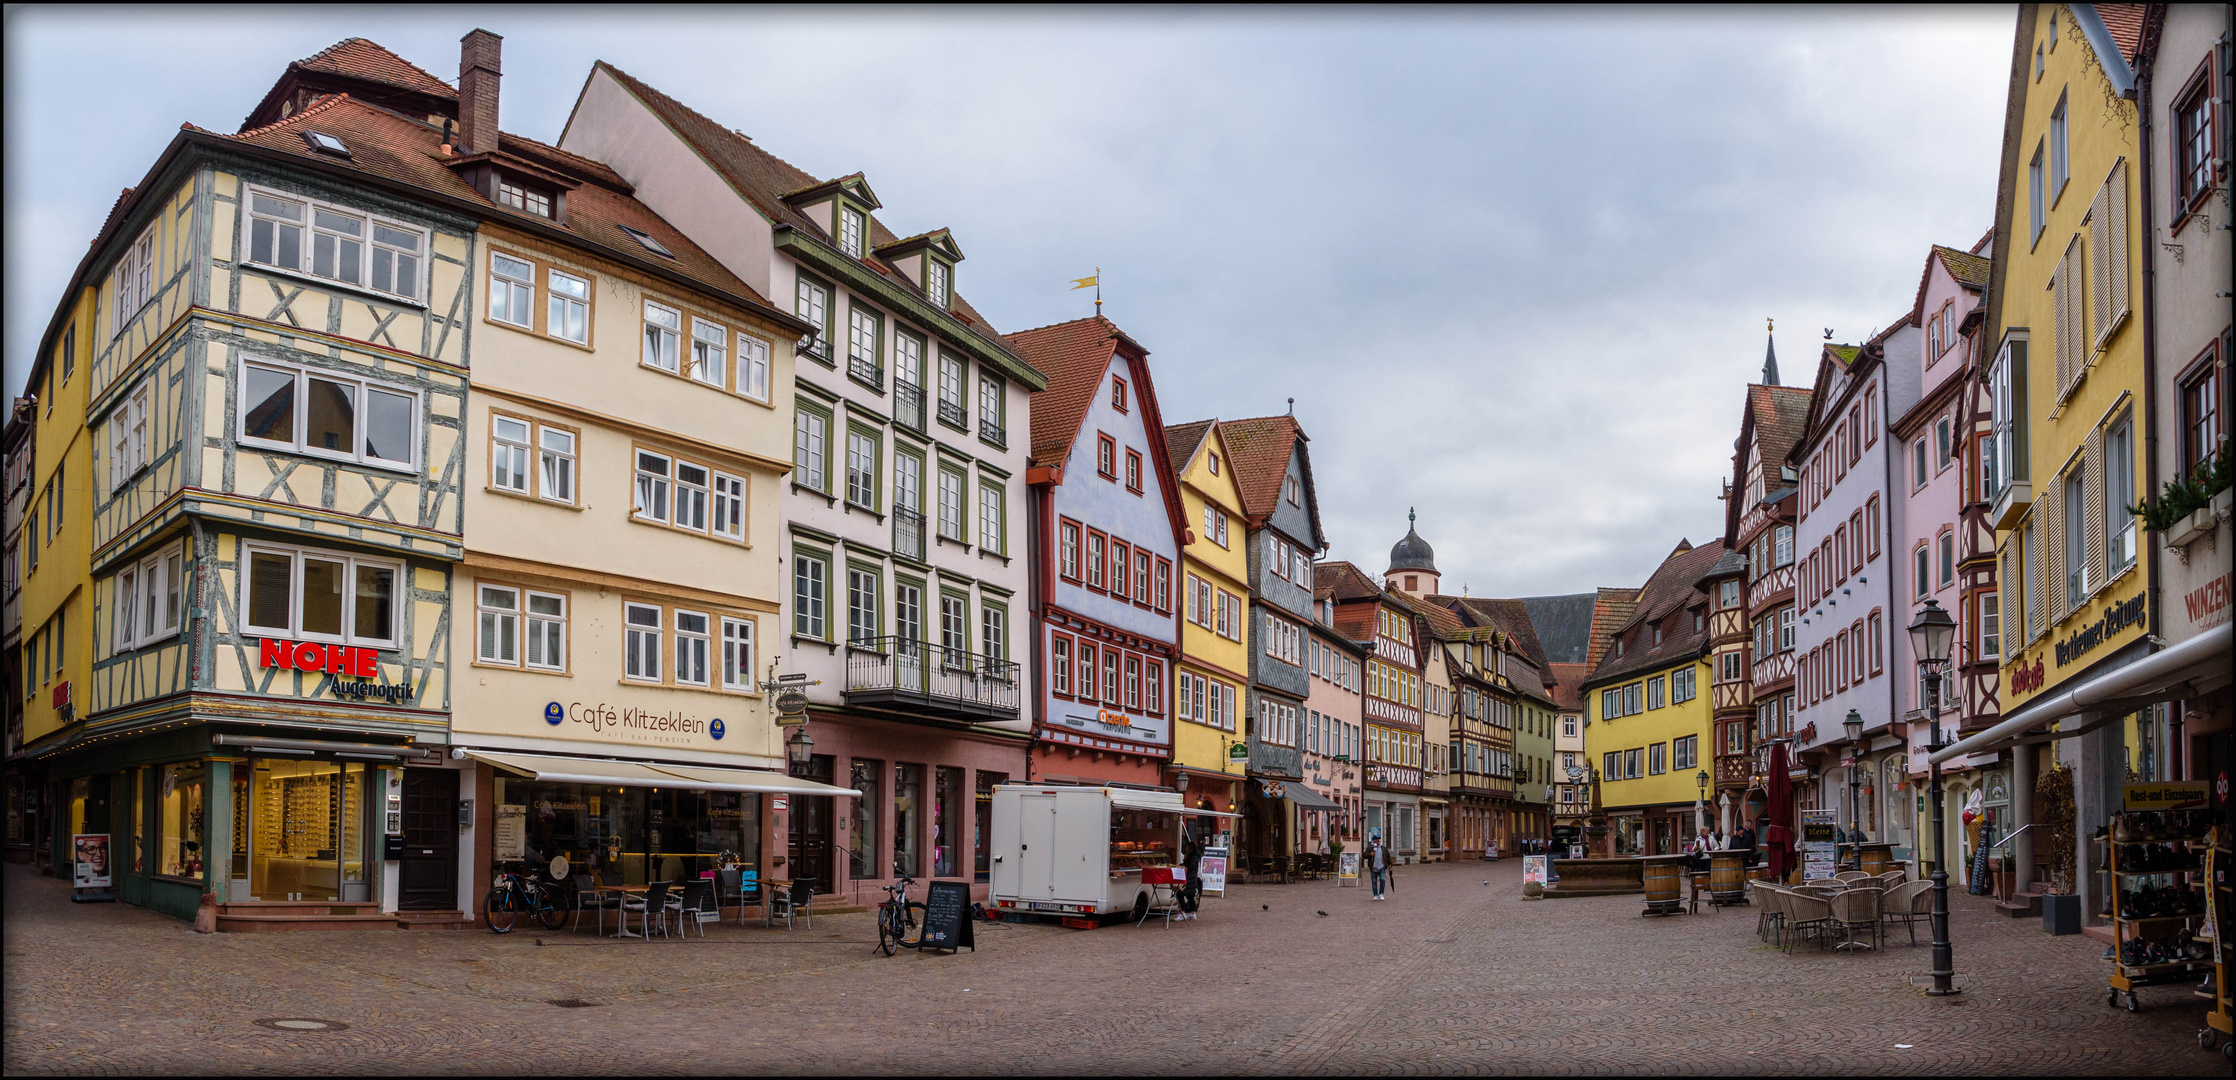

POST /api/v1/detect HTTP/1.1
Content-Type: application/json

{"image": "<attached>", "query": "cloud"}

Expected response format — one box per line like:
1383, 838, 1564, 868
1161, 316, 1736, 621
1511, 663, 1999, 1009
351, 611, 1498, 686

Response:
3, 9, 2011, 597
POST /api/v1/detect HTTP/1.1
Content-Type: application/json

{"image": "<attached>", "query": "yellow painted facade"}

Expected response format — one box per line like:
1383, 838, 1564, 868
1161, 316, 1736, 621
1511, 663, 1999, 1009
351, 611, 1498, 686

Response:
18, 284, 100, 749
451, 222, 798, 768
1170, 423, 1249, 784
1588, 656, 1713, 813
1991, 5, 2151, 711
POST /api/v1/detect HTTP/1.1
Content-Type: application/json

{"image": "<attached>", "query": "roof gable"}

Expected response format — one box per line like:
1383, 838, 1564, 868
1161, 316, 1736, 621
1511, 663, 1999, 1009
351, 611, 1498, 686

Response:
1009, 316, 1138, 469
242, 37, 459, 131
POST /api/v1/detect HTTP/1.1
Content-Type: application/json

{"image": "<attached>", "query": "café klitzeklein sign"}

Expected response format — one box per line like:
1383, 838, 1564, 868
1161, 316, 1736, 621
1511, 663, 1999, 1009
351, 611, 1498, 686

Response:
543, 700, 726, 741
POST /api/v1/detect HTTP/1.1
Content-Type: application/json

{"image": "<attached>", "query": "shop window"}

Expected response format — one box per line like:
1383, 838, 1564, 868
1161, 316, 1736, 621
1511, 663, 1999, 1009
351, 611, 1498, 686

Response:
157, 763, 207, 881
933, 767, 965, 878
492, 775, 756, 888
243, 759, 367, 901
893, 764, 923, 878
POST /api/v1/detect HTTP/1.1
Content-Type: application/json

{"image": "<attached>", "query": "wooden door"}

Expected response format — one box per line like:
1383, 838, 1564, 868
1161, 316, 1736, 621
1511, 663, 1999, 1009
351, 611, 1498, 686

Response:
787, 755, 834, 894
399, 769, 457, 911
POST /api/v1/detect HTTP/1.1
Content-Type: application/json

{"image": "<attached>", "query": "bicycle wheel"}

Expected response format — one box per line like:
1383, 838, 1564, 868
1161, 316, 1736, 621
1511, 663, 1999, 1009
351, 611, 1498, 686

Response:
485, 888, 520, 934
897, 901, 928, 948
875, 905, 897, 956
533, 885, 569, 931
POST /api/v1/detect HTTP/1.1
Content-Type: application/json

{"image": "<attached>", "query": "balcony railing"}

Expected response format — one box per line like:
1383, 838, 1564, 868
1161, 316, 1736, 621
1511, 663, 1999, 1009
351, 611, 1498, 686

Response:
980, 417, 1007, 449
1715, 754, 1751, 784
844, 636, 1021, 720
848, 353, 884, 390
894, 381, 927, 431
892, 506, 926, 563
937, 398, 968, 430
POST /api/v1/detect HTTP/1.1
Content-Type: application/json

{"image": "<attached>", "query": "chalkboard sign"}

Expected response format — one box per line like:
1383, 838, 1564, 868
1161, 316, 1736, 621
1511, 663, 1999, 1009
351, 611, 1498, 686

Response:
918, 879, 975, 954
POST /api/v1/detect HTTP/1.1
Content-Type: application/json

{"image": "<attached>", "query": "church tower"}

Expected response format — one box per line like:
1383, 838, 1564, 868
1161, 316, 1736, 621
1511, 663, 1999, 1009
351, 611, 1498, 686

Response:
1383, 508, 1440, 596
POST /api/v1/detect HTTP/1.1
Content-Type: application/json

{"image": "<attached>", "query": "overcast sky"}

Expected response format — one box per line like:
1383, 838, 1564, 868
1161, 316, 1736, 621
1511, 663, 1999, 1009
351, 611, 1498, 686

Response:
4, 7, 2013, 598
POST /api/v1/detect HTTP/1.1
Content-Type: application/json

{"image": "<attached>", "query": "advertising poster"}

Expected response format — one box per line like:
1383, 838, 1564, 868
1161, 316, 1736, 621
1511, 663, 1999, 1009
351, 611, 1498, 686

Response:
494, 805, 527, 861
1198, 846, 1229, 896
1337, 850, 1360, 886
72, 834, 113, 889
1800, 808, 1837, 880
1522, 855, 1548, 886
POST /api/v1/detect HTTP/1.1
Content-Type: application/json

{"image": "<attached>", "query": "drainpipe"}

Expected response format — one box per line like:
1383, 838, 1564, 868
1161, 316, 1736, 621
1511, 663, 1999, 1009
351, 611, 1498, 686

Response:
2137, 19, 2160, 654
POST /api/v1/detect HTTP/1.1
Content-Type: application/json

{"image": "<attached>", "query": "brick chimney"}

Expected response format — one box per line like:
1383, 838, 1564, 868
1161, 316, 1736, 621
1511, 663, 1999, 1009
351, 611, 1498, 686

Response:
458, 29, 502, 157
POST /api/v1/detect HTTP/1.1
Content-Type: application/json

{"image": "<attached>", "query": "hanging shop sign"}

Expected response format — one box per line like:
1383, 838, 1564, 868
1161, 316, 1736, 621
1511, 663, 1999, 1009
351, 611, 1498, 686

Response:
2053, 592, 2146, 667
2122, 781, 2208, 811
775, 689, 810, 725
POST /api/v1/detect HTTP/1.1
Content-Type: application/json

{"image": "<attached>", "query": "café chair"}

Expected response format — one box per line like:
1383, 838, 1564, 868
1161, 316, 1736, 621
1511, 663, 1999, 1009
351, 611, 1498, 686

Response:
621, 881, 674, 941
1829, 887, 1883, 951
671, 879, 718, 939
569, 872, 620, 934
1782, 891, 1834, 952
769, 879, 813, 931
1835, 870, 1872, 883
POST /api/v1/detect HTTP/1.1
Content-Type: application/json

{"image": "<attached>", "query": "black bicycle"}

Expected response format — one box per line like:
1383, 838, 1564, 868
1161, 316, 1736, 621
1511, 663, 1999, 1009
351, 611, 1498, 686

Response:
485, 862, 567, 934
875, 875, 927, 956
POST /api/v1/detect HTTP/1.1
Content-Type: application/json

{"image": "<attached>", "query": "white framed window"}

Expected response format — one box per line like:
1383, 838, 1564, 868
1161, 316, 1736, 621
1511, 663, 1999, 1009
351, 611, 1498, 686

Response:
941, 594, 970, 656
108, 381, 151, 491
240, 542, 399, 647
847, 305, 881, 378
839, 206, 866, 258
674, 460, 710, 531
243, 187, 422, 301
978, 373, 1005, 440
938, 352, 967, 427
689, 317, 728, 388
2105, 418, 2135, 572
237, 360, 418, 471
489, 252, 534, 328
720, 617, 756, 691
624, 602, 663, 681
711, 471, 746, 541
793, 553, 829, 640
112, 543, 185, 652
847, 430, 879, 509
981, 604, 1007, 663
926, 259, 950, 308
112, 227, 156, 336
633, 450, 672, 523
795, 277, 832, 359
978, 482, 1005, 556
491, 416, 531, 494
643, 301, 681, 373
794, 407, 829, 492
547, 269, 589, 345
847, 567, 881, 645
938, 466, 966, 542
525, 591, 565, 671
1285, 475, 1301, 506
477, 584, 519, 665
737, 333, 771, 402
674, 609, 711, 686
539, 427, 575, 504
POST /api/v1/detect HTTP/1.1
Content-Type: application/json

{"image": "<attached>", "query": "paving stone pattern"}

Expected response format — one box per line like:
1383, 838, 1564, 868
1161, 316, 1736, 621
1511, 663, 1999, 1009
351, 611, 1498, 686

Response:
1, 861, 2215, 1075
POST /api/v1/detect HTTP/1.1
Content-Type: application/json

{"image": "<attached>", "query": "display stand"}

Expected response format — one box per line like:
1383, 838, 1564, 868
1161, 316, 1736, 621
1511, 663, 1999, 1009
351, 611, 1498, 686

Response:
2201, 828, 2231, 1059
2101, 809, 2212, 1013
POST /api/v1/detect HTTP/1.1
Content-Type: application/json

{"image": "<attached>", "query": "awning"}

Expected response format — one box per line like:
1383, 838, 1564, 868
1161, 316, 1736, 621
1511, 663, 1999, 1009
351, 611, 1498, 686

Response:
1109, 787, 1242, 819
1283, 781, 1342, 811
1929, 628, 2233, 765
465, 750, 860, 796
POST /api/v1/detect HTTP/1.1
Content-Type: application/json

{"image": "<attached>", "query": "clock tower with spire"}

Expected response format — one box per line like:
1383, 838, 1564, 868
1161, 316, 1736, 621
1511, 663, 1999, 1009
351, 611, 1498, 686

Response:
1384, 509, 1440, 597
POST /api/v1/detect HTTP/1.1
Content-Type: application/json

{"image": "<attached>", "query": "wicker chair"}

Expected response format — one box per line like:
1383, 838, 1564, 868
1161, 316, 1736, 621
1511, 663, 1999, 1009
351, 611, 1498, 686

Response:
1835, 870, 1872, 883
1828, 886, 1883, 951
1875, 869, 1907, 890
1782, 892, 1834, 952
1881, 879, 1930, 945
1756, 886, 1788, 944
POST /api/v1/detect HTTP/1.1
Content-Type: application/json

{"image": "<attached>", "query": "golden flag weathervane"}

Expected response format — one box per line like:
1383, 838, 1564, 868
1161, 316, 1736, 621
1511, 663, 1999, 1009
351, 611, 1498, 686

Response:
1071, 267, 1101, 313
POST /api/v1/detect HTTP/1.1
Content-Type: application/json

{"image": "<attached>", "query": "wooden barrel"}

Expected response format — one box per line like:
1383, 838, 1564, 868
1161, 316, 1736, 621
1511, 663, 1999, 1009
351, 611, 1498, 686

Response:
1860, 845, 1892, 877
1641, 857, 1681, 915
1709, 852, 1748, 903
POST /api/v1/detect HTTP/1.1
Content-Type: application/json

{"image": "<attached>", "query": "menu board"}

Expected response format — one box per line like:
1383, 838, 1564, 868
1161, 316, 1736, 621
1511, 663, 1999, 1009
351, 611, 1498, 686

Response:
919, 879, 975, 954
1800, 809, 1837, 880
1337, 850, 1360, 886
495, 805, 527, 861
1198, 846, 1229, 896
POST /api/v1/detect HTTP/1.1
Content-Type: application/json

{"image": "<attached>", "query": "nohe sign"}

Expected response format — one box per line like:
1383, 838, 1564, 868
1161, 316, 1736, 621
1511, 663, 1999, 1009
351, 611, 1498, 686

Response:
259, 638, 380, 678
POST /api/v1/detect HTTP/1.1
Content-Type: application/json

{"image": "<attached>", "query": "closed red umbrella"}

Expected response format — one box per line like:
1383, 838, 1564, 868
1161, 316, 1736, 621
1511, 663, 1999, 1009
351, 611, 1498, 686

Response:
1765, 742, 1794, 882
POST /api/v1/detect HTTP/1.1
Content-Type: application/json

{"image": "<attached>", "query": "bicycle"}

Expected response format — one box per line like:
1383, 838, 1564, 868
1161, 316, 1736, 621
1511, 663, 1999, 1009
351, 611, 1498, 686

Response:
874, 875, 927, 956
485, 862, 568, 934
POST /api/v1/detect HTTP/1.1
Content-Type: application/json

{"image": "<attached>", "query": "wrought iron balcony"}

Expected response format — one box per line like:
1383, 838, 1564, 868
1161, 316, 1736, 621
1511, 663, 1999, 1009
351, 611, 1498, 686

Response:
894, 381, 927, 431
844, 637, 1021, 720
980, 418, 1007, 449
937, 398, 968, 430
848, 353, 884, 390
892, 506, 926, 563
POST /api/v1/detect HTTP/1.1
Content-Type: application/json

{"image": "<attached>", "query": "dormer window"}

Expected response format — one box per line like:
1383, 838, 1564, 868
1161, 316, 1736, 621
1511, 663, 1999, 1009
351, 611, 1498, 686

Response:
840, 206, 866, 258
926, 259, 951, 307
303, 131, 350, 158
496, 180, 552, 219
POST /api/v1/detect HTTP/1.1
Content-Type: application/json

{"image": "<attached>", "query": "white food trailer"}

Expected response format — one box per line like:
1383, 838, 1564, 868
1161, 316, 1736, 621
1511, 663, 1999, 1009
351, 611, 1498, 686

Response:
988, 784, 1241, 920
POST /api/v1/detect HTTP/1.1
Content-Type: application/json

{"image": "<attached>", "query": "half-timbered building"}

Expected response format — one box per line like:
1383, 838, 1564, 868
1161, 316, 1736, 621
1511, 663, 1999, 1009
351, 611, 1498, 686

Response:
1722, 354, 1809, 835
1318, 558, 1426, 861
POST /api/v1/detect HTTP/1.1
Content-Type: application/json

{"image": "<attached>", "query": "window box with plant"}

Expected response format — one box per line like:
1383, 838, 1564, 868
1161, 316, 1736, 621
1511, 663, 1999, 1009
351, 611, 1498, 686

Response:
2127, 439, 2229, 550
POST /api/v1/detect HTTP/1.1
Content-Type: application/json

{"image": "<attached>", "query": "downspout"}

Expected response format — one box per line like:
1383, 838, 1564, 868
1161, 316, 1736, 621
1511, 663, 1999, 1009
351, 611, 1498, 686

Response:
2135, 19, 2160, 658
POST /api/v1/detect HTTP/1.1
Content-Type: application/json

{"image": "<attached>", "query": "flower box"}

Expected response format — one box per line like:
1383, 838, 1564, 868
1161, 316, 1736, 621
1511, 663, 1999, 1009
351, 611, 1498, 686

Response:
2166, 507, 2216, 549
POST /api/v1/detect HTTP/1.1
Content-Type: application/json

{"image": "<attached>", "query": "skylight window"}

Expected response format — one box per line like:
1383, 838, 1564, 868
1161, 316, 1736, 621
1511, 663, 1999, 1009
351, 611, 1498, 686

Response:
303, 131, 350, 157
617, 224, 674, 258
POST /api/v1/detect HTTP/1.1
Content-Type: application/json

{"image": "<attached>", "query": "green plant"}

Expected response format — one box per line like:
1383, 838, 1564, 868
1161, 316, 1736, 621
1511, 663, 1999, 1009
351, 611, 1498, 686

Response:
1522, 879, 1544, 897
2129, 440, 2231, 532
2034, 762, 2076, 895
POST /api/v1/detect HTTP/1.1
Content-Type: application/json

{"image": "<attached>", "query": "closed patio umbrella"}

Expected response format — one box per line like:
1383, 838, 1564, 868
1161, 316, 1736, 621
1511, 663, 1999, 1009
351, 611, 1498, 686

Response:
1765, 743, 1794, 882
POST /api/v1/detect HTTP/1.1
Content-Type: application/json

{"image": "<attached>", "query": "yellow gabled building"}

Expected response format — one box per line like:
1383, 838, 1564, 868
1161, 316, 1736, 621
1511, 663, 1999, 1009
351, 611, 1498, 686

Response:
1581, 540, 1726, 856
1163, 420, 1249, 818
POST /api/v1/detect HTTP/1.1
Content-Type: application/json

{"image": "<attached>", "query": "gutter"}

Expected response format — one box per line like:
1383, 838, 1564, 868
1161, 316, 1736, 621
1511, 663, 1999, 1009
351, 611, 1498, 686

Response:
2072, 5, 2138, 99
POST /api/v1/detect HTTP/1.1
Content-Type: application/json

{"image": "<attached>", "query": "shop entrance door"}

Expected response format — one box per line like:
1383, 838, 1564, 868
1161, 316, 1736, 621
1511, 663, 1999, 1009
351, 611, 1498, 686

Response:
246, 759, 368, 902
399, 769, 458, 911
787, 754, 834, 894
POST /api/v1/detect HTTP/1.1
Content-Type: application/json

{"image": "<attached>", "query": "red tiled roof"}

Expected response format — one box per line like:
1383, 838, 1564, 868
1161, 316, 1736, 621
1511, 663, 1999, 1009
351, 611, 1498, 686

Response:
1933, 245, 1992, 290
192, 93, 771, 314
1163, 419, 1214, 475
1218, 415, 1300, 522
2095, 4, 2146, 65
1547, 662, 1590, 712
1587, 540, 1727, 687
294, 38, 458, 101
1748, 384, 1813, 474
1584, 587, 1641, 675
1007, 316, 1133, 469
587, 63, 1019, 364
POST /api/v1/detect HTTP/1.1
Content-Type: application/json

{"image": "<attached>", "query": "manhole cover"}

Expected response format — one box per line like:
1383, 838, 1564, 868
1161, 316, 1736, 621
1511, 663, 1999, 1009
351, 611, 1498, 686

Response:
546, 999, 603, 1009
254, 1018, 350, 1032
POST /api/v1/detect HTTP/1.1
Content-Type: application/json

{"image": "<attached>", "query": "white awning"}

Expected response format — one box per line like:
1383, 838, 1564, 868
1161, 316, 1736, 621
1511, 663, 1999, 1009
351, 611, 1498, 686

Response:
465, 751, 860, 796
1928, 628, 2233, 765
1109, 787, 1242, 819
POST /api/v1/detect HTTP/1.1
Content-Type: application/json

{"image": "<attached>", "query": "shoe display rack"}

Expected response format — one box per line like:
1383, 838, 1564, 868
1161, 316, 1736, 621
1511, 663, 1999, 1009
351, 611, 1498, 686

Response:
2202, 827, 2231, 1060
2102, 810, 2214, 1014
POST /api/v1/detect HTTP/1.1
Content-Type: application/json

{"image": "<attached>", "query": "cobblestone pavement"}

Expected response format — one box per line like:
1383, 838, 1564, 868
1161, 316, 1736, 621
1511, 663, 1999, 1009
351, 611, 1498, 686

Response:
2, 860, 2218, 1075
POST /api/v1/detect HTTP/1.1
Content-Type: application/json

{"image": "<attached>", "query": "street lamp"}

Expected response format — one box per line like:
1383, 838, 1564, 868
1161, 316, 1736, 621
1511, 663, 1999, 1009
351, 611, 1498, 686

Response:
1844, 708, 1865, 868
1696, 769, 1709, 798
784, 725, 815, 773
1907, 598, 1958, 997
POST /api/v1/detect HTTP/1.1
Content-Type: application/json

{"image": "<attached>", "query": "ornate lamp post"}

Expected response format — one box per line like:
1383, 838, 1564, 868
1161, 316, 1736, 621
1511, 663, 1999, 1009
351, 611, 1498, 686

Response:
784, 725, 815, 774
1907, 599, 1958, 996
1843, 708, 1865, 868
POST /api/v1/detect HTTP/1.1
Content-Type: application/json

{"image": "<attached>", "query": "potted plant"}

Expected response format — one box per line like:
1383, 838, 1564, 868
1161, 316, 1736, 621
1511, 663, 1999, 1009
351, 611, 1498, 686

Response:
2131, 439, 2230, 548
2035, 763, 2081, 935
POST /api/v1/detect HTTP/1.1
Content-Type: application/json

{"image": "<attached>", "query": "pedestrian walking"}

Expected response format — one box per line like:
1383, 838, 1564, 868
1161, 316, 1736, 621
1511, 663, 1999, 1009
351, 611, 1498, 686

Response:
1367, 835, 1389, 900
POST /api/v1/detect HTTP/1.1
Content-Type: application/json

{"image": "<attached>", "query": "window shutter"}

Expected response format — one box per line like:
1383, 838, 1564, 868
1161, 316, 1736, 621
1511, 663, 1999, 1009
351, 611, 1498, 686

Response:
2042, 478, 2065, 623
2051, 247, 2072, 394
2000, 544, 2018, 655
2106, 159, 2130, 338
2088, 180, 2111, 352
2084, 427, 2106, 597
